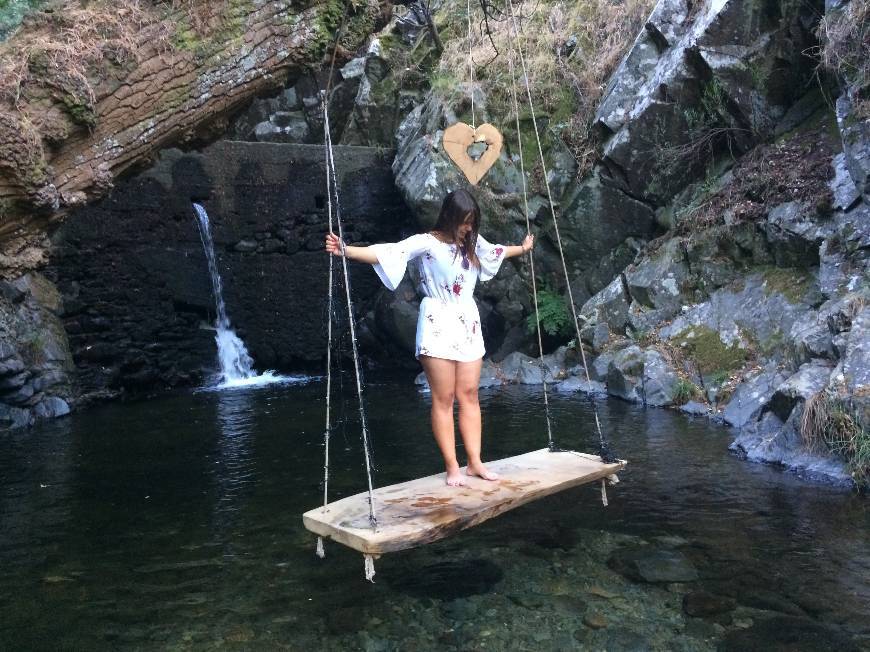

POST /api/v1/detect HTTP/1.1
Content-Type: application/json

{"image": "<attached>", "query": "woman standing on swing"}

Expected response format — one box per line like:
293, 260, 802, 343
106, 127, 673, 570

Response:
325, 189, 534, 486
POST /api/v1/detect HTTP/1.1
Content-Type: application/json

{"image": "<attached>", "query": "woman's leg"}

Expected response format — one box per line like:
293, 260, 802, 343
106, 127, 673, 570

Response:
419, 355, 464, 486
455, 358, 498, 481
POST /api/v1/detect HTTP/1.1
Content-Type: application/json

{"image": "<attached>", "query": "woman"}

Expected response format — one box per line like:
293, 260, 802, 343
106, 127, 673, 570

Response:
325, 189, 534, 486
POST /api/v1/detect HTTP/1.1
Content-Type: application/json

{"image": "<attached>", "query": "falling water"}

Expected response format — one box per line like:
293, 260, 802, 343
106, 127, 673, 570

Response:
193, 203, 297, 389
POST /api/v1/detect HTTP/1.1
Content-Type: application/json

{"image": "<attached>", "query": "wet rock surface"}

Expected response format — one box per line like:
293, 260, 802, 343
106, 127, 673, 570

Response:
0, 272, 73, 429
608, 546, 699, 583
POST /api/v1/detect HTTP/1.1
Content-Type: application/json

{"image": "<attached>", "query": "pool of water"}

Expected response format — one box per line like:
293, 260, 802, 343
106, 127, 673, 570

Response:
1, 377, 868, 650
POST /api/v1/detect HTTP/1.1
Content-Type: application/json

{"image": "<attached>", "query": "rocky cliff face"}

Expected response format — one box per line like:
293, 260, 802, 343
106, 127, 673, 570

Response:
0, 0, 385, 276
0, 271, 73, 428
386, 0, 868, 486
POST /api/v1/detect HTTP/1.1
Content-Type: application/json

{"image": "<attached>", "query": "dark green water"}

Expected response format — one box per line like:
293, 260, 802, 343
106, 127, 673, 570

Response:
1, 378, 868, 650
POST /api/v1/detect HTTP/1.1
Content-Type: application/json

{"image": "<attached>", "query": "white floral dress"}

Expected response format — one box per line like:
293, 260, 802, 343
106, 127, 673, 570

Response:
370, 233, 507, 361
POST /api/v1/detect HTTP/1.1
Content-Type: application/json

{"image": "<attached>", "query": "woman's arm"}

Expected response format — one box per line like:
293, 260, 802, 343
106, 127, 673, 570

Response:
503, 234, 535, 259
324, 233, 379, 264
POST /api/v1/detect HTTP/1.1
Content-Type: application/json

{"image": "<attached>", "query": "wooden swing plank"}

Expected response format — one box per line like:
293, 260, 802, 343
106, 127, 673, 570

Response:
302, 449, 626, 555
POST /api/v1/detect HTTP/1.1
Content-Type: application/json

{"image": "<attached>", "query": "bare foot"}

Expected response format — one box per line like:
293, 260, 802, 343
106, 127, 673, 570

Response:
466, 462, 500, 481
445, 467, 467, 487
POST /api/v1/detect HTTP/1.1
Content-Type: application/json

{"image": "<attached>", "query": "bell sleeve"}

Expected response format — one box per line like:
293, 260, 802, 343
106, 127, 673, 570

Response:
475, 233, 507, 282
370, 233, 431, 291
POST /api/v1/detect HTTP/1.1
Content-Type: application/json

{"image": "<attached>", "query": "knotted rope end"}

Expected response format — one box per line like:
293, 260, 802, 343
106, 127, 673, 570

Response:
364, 554, 376, 582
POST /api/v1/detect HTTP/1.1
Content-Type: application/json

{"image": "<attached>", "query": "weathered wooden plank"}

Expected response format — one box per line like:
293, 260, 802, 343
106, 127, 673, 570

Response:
303, 449, 626, 555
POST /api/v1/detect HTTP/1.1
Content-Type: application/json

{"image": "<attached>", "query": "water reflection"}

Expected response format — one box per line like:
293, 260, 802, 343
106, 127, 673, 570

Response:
212, 388, 256, 531
0, 380, 867, 651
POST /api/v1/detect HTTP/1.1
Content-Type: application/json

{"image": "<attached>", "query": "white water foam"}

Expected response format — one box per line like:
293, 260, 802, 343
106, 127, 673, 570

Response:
193, 203, 302, 390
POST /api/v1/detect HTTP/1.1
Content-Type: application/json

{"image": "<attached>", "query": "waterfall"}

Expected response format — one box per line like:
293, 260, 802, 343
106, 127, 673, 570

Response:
192, 203, 314, 390
192, 203, 263, 387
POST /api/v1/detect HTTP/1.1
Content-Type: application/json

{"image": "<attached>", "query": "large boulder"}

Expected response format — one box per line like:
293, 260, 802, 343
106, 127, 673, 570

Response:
767, 360, 835, 422
580, 276, 632, 334
595, 0, 822, 204
659, 273, 818, 370
764, 201, 831, 268
556, 174, 657, 296
818, 200, 870, 297
606, 345, 645, 402
341, 37, 423, 147
624, 238, 689, 316
830, 153, 861, 211
641, 349, 681, 406
730, 409, 852, 486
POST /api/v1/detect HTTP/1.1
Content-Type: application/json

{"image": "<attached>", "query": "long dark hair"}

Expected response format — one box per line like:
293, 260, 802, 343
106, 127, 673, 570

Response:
431, 189, 480, 269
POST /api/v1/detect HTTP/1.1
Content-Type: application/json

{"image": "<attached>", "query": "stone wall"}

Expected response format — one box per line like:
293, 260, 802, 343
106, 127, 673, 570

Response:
43, 142, 414, 404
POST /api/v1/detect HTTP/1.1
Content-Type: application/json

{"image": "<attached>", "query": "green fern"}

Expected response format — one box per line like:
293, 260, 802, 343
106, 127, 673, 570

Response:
526, 288, 572, 337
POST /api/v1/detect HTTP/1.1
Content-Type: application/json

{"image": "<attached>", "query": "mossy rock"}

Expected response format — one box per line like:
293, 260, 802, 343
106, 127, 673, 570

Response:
673, 325, 747, 376
757, 265, 816, 304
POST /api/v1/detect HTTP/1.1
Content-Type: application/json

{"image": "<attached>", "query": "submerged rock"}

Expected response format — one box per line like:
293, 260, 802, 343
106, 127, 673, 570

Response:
682, 590, 736, 618
607, 546, 699, 584
680, 400, 711, 416
555, 377, 606, 395
718, 615, 862, 652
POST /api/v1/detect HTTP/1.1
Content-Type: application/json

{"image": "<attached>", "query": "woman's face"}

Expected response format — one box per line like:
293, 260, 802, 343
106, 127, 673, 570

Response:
457, 214, 474, 239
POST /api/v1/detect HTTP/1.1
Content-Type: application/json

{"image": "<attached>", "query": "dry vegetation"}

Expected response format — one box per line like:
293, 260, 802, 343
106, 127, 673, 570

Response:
817, 0, 870, 118
670, 124, 835, 235
0, 2, 160, 109
433, 0, 653, 177
802, 391, 870, 487
0, 1, 170, 203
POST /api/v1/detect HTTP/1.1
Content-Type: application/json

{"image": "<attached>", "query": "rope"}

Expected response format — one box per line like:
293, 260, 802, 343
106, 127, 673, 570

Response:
316, 2, 377, 570
316, 84, 339, 559
506, 39, 555, 451
323, 98, 379, 529
504, 0, 616, 463
466, 0, 476, 128
315, 0, 353, 560
364, 554, 376, 582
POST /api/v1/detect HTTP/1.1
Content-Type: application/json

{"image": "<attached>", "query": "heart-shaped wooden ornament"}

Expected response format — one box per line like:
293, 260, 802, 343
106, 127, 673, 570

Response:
442, 122, 503, 186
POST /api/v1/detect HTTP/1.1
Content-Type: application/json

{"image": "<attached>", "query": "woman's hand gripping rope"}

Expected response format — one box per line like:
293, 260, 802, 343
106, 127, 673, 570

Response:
324, 233, 379, 264
325, 232, 345, 257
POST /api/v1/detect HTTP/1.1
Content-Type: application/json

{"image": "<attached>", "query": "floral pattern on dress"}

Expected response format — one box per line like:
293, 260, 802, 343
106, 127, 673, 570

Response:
369, 232, 507, 361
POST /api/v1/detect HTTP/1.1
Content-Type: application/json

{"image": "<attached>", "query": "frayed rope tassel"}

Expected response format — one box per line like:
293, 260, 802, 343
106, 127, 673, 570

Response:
600, 478, 609, 507
364, 554, 376, 583
315, 537, 325, 559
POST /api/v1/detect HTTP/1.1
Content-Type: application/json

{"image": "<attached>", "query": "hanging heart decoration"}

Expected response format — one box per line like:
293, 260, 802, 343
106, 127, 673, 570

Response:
442, 122, 503, 186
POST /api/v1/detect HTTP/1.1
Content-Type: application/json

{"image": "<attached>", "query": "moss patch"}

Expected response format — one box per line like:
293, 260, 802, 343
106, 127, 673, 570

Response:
306, 0, 378, 61
673, 325, 748, 376
758, 266, 814, 304
170, 0, 250, 61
